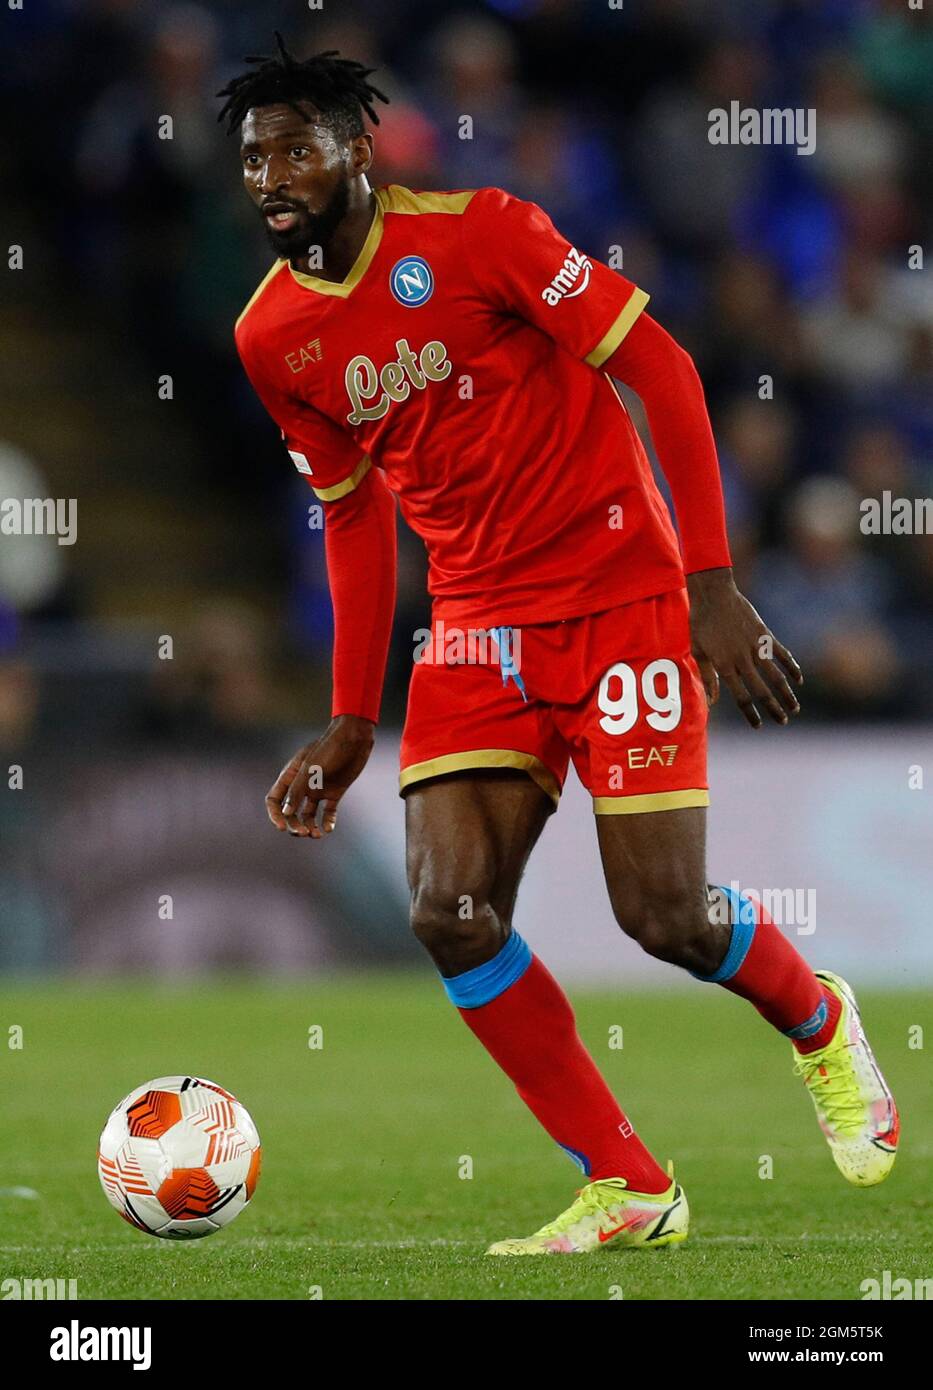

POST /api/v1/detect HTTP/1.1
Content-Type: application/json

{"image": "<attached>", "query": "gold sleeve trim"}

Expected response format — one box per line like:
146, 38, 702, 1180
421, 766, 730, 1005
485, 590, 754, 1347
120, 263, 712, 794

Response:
585, 288, 651, 368
311, 454, 373, 501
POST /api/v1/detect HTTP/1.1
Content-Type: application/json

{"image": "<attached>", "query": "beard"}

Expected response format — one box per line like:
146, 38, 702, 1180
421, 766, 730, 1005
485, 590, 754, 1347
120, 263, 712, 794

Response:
262, 179, 351, 264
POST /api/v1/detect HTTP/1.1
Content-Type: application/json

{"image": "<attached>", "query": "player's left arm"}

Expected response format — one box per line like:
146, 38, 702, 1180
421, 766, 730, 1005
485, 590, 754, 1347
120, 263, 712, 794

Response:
603, 314, 803, 729
463, 189, 801, 727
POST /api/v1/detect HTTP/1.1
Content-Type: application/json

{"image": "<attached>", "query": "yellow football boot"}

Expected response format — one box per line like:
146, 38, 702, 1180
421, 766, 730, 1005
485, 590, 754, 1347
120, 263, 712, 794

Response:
487, 1168, 688, 1255
794, 971, 899, 1186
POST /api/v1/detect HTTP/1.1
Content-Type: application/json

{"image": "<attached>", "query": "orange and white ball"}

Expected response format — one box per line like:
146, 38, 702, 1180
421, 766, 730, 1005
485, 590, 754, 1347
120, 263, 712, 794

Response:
98, 1076, 261, 1239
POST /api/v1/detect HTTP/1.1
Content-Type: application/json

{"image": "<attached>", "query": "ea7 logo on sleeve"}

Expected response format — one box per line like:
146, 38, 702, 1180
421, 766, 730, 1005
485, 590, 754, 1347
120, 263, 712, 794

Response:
542, 246, 592, 306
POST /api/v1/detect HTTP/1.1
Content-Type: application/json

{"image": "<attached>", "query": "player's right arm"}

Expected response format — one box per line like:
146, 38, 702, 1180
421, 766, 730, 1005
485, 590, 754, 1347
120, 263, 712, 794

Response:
237, 339, 397, 839
266, 467, 397, 839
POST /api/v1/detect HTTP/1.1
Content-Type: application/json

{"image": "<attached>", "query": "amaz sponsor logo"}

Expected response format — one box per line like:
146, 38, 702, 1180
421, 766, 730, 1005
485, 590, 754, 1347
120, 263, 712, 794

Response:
542, 246, 592, 306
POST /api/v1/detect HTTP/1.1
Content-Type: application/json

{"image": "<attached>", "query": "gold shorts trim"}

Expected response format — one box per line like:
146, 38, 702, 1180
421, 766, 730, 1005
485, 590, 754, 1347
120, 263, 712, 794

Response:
593, 788, 710, 815
400, 749, 561, 806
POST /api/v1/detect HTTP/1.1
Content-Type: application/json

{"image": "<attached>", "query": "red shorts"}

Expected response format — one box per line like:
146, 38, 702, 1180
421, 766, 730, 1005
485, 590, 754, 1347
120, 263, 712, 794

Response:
399, 589, 709, 814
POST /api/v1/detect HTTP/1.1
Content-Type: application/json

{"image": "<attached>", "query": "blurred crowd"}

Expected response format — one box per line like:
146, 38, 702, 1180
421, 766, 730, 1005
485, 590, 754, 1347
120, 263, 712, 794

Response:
2, 0, 933, 750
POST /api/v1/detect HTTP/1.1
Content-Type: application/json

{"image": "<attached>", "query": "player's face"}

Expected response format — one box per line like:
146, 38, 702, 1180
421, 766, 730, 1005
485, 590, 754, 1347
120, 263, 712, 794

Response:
240, 104, 355, 259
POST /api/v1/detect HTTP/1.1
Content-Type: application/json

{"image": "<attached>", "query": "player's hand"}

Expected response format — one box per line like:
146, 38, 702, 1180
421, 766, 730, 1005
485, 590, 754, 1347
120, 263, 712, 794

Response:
687, 567, 803, 729
265, 714, 375, 839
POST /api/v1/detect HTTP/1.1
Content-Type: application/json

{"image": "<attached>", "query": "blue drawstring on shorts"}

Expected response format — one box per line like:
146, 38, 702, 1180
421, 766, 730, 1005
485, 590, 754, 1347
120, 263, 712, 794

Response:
489, 625, 528, 702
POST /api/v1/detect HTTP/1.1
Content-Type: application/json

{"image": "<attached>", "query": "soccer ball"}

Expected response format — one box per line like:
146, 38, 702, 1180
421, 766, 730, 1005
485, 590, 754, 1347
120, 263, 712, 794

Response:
97, 1075, 261, 1239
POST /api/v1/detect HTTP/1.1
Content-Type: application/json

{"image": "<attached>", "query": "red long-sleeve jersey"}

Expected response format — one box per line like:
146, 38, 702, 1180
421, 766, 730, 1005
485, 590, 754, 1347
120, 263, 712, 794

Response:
236, 184, 730, 720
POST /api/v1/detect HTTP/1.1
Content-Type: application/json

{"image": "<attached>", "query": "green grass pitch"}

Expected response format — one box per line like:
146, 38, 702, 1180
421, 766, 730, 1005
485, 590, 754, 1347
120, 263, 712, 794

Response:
0, 975, 928, 1300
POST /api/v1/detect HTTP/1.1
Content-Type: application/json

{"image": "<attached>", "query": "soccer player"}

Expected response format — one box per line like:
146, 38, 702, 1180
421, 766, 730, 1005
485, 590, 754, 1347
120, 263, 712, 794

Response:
221, 39, 899, 1254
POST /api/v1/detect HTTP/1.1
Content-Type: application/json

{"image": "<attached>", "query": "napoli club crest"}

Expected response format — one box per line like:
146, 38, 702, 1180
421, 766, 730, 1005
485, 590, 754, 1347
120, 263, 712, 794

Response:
390, 256, 435, 307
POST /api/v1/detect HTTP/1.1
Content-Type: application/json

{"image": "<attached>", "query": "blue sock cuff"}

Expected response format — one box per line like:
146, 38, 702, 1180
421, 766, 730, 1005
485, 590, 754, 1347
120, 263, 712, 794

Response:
691, 886, 758, 983
440, 931, 532, 1009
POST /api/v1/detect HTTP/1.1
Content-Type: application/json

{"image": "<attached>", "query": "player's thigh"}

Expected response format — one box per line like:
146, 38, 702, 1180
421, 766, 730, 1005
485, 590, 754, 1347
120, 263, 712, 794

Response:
596, 804, 708, 937
552, 591, 711, 941
405, 769, 553, 928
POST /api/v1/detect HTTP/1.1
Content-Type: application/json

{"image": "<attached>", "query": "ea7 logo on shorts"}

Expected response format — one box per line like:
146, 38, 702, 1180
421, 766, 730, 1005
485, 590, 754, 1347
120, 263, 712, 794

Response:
627, 745, 679, 769
541, 246, 592, 306
390, 256, 435, 307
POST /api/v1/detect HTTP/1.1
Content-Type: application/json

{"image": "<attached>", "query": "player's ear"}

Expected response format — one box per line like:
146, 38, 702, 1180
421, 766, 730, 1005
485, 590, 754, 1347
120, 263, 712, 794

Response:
349, 132, 374, 177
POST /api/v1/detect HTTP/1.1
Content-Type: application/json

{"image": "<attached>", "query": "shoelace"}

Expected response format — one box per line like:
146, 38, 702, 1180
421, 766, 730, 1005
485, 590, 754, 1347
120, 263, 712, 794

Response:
535, 1180, 629, 1237
794, 1043, 866, 1135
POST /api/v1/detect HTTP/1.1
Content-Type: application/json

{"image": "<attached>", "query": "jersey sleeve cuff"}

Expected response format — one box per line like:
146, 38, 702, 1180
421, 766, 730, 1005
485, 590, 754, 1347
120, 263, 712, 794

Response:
311, 454, 373, 502
585, 288, 651, 369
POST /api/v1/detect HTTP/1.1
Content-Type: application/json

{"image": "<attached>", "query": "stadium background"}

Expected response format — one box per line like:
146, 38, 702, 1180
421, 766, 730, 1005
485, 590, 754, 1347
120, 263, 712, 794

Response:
2, 0, 932, 986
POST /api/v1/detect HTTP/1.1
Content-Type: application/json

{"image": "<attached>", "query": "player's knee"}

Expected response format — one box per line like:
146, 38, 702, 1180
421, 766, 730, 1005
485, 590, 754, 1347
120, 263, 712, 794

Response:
409, 879, 507, 975
611, 879, 711, 969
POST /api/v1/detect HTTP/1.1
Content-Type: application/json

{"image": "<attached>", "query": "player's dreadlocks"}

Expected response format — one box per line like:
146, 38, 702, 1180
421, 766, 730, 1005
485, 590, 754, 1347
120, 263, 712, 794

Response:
216, 33, 389, 140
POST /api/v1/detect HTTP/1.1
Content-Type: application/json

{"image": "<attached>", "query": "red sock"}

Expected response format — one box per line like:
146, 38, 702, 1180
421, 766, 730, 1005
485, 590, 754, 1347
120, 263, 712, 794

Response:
713, 892, 841, 1051
456, 954, 670, 1192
